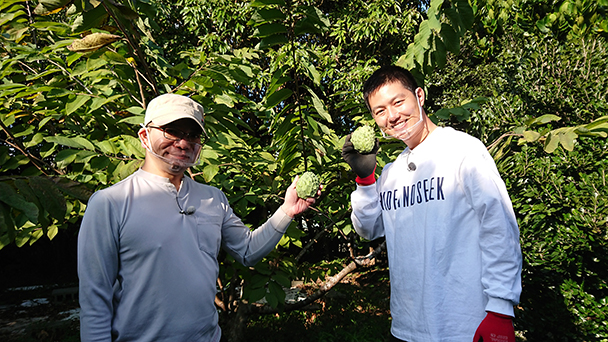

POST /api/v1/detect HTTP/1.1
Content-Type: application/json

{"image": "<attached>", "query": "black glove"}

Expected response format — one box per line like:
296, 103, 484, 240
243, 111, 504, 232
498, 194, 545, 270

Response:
341, 134, 379, 179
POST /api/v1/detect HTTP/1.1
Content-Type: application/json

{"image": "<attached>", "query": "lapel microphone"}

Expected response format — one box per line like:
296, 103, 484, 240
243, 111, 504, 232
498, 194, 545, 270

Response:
406, 151, 416, 171
176, 196, 196, 215
180, 206, 196, 215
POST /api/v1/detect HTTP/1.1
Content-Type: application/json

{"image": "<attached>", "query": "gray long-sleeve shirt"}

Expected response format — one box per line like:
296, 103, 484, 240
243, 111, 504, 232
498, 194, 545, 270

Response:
78, 169, 293, 341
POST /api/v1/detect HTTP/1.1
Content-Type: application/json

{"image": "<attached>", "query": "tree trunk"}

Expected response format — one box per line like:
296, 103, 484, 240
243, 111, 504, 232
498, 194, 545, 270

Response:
222, 302, 251, 342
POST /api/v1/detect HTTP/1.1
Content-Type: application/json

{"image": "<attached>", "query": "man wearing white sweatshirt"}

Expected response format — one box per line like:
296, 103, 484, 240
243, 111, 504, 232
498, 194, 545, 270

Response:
342, 65, 522, 342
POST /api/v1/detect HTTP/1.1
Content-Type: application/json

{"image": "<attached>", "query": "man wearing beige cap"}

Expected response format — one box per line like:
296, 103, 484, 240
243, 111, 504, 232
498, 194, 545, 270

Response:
78, 94, 319, 342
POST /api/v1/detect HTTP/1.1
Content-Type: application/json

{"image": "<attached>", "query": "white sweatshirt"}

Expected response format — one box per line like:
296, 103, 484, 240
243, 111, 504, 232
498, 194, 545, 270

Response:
78, 169, 293, 342
351, 127, 522, 342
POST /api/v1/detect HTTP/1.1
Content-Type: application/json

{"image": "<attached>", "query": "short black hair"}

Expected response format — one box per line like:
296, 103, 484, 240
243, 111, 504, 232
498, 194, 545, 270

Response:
362, 65, 418, 111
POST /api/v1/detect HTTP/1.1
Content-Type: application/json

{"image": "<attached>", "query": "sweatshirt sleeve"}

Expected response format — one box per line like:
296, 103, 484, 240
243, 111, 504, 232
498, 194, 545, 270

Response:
351, 183, 385, 241
219, 191, 293, 267
77, 192, 120, 342
459, 146, 522, 317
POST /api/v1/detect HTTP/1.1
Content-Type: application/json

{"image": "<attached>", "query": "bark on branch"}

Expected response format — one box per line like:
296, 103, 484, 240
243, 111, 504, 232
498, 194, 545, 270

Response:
250, 240, 387, 315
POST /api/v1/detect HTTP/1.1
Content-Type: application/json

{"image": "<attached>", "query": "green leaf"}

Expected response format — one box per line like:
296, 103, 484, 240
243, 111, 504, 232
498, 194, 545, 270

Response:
15, 229, 33, 247
558, 129, 577, 151
31, 21, 70, 34
66, 95, 90, 115
254, 262, 272, 275
50, 176, 93, 202
267, 66, 291, 94
250, 0, 285, 7
527, 114, 561, 126
47, 224, 59, 240
203, 164, 220, 183
71, 5, 108, 33
308, 88, 332, 123
118, 116, 144, 125
55, 149, 80, 168
396, 43, 417, 70
245, 286, 266, 303
14, 180, 40, 207
440, 23, 459, 54
94, 140, 118, 155
0, 183, 39, 224
428, 14, 441, 32
252, 22, 286, 38
249, 8, 285, 24
257, 33, 288, 49
29, 228, 44, 245
118, 135, 144, 158
536, 16, 551, 33
45, 135, 96, 150
90, 94, 123, 112
429, 0, 444, 14
34, 0, 71, 15
29, 177, 67, 220
267, 281, 285, 307
523, 130, 541, 142
126, 106, 145, 115
26, 68, 61, 81
107, 2, 139, 20
215, 94, 235, 108
433, 35, 447, 68
265, 289, 278, 308
265, 88, 293, 108
544, 132, 560, 153
305, 63, 321, 85
75, 150, 98, 163
0, 197, 15, 224
454, 0, 474, 30
0, 9, 26, 27
103, 50, 127, 64
271, 273, 291, 288
415, 21, 432, 50
294, 17, 322, 35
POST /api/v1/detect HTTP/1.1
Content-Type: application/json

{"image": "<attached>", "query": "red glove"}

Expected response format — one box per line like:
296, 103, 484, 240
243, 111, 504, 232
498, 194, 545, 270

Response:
473, 311, 515, 342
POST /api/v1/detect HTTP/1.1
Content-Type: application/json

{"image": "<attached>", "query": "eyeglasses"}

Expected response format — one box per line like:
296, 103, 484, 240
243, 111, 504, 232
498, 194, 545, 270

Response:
147, 125, 205, 143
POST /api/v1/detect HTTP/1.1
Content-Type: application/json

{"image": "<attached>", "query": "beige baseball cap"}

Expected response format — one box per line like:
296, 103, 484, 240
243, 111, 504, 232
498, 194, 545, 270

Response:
144, 94, 207, 137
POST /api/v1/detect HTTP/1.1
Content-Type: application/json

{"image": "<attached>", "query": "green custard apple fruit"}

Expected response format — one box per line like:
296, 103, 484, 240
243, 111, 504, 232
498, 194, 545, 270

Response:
296, 172, 320, 199
351, 125, 375, 154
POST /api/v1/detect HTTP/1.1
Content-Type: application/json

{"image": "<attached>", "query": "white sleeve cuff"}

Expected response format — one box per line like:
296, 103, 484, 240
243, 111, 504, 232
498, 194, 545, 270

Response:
485, 297, 515, 317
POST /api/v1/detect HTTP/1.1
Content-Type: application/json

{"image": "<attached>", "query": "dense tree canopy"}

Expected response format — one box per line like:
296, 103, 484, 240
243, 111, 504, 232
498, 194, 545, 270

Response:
1, 0, 607, 340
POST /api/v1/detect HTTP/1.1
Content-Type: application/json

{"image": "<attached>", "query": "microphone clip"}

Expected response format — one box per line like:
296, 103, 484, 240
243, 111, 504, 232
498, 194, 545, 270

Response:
180, 206, 196, 215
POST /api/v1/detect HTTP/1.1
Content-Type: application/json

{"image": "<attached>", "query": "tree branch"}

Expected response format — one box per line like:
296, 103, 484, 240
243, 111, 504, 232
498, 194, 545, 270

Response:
0, 121, 63, 175
102, 1, 158, 96
46, 59, 115, 117
250, 241, 387, 315
486, 132, 521, 151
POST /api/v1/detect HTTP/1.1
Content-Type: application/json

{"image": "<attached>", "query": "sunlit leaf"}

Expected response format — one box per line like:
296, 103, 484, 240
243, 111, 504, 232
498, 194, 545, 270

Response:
34, 0, 71, 16
203, 164, 220, 182
543, 132, 560, 153
523, 130, 541, 142
558, 129, 577, 151
65, 95, 90, 115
